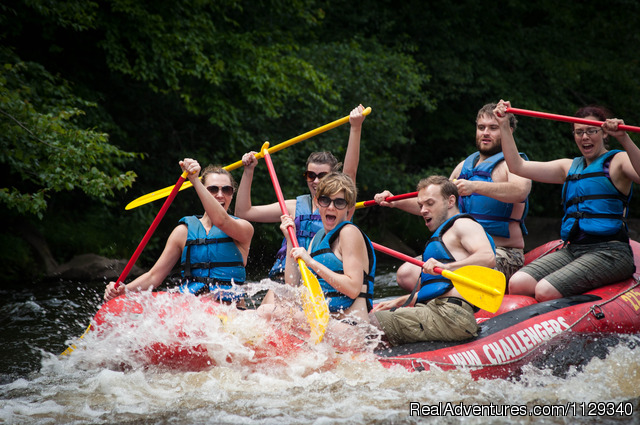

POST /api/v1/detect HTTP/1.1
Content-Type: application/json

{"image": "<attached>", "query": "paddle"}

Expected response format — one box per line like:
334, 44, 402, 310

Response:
260, 142, 330, 343
125, 107, 372, 210
505, 107, 640, 133
355, 191, 418, 209
61, 171, 190, 356
370, 241, 505, 313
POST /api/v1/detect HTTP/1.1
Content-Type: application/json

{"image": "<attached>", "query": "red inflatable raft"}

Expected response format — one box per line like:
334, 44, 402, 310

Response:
92, 292, 307, 371
376, 240, 640, 379
89, 240, 640, 378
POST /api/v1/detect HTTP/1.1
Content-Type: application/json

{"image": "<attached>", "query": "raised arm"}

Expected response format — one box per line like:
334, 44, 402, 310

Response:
182, 159, 254, 262
343, 104, 366, 184
234, 151, 297, 222
604, 119, 640, 185
494, 100, 571, 184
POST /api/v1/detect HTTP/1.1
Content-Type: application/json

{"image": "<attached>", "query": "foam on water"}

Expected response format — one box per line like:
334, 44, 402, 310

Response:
1, 279, 639, 424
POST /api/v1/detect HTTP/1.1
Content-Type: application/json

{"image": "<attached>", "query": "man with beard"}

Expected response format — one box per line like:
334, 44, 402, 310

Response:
374, 103, 530, 291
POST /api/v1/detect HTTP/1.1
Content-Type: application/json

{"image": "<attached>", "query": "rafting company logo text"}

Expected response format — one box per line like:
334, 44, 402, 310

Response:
448, 316, 571, 365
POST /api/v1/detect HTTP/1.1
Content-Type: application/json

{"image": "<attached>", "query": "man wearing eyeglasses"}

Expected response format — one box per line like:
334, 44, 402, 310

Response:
375, 103, 531, 291
104, 158, 254, 305
235, 105, 367, 285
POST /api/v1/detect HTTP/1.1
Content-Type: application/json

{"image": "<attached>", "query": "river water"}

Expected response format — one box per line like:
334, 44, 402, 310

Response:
1, 272, 639, 425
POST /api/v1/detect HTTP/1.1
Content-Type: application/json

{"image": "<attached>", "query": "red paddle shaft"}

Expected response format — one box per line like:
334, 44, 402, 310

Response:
262, 149, 301, 249
371, 241, 444, 274
358, 191, 418, 208
506, 107, 640, 133
114, 171, 189, 288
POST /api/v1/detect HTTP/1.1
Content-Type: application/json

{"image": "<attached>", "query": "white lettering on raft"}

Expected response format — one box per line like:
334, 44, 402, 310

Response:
448, 349, 482, 366
481, 316, 570, 364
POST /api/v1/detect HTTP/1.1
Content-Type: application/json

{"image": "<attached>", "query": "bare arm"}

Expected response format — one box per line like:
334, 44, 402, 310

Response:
104, 225, 186, 301
182, 160, 254, 263
494, 100, 571, 184
605, 119, 640, 185
290, 225, 368, 299
374, 190, 422, 215
424, 218, 495, 274
342, 104, 366, 184
235, 151, 298, 222
280, 215, 302, 286
455, 162, 531, 203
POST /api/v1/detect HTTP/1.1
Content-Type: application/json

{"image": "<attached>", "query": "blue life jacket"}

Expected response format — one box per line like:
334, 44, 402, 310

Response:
416, 214, 496, 305
458, 151, 529, 238
269, 194, 322, 279
309, 221, 376, 313
177, 215, 246, 302
561, 150, 631, 241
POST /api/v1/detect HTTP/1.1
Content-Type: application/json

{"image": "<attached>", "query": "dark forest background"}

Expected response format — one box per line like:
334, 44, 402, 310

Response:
2, 0, 640, 283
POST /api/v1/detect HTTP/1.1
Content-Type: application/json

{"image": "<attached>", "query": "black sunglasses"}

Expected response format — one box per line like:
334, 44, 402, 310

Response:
303, 171, 329, 182
317, 195, 348, 210
207, 185, 234, 196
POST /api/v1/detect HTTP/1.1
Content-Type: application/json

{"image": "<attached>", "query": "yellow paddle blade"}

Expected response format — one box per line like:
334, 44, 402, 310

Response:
60, 324, 92, 356
440, 266, 506, 313
298, 259, 330, 343
125, 179, 198, 210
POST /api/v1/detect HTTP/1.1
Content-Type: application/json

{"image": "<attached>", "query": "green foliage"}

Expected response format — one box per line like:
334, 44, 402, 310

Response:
0, 49, 140, 218
2, 0, 640, 279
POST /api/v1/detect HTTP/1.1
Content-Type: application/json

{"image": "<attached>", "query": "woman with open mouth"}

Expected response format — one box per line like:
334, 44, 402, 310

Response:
495, 99, 640, 303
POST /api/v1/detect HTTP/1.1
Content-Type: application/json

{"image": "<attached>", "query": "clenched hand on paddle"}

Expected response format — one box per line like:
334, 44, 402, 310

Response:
370, 242, 505, 313
261, 143, 330, 343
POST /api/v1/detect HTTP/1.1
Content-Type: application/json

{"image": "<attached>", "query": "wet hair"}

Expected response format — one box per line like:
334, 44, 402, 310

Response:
417, 175, 459, 204
477, 103, 517, 131
306, 151, 342, 172
315, 172, 357, 207
201, 165, 237, 192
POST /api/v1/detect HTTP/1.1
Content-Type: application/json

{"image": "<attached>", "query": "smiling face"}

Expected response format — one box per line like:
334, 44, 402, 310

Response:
573, 116, 608, 164
306, 162, 333, 198
417, 184, 456, 232
475, 114, 503, 158
203, 172, 234, 211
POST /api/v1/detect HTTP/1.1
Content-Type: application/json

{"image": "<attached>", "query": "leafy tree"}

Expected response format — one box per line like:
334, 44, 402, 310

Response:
2, 0, 640, 281
0, 49, 140, 218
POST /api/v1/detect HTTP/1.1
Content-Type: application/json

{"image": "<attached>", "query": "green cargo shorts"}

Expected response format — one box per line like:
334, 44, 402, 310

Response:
373, 297, 478, 347
518, 240, 635, 296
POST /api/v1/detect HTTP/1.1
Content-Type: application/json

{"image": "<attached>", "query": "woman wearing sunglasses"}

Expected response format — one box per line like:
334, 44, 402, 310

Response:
258, 172, 376, 348
494, 100, 640, 302
235, 105, 367, 284
104, 158, 254, 305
